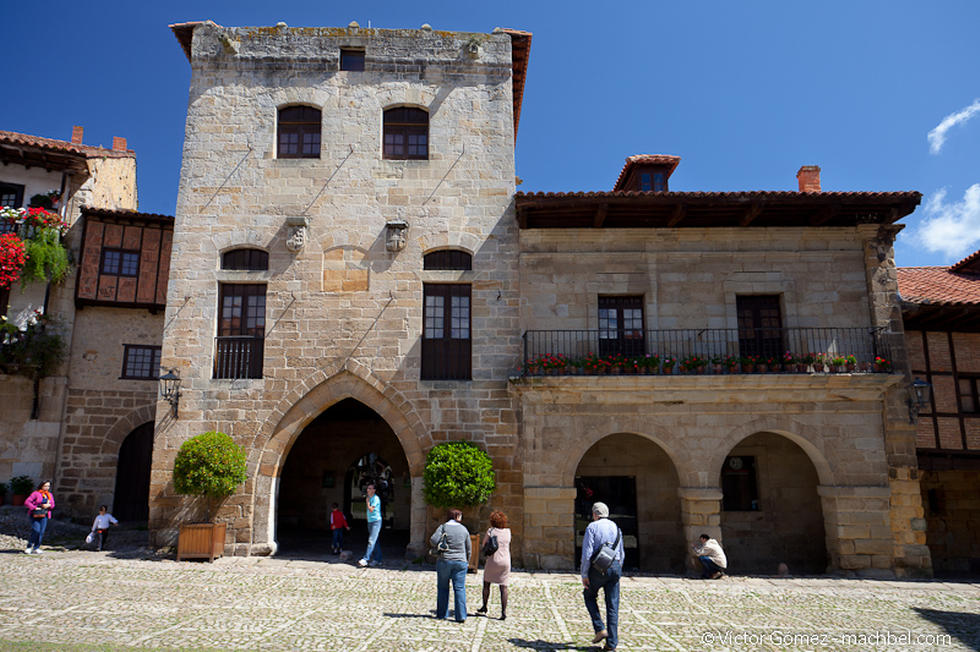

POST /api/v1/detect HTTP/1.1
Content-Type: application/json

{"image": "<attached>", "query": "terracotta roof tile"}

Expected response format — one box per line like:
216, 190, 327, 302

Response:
897, 266, 980, 305
0, 130, 133, 158
516, 190, 920, 201
613, 155, 681, 190
950, 248, 980, 274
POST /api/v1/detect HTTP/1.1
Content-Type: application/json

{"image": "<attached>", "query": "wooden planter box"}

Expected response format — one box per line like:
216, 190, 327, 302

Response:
468, 534, 479, 573
177, 523, 226, 562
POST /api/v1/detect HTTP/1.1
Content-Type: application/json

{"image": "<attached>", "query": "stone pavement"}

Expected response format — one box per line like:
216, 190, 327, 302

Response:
0, 546, 979, 651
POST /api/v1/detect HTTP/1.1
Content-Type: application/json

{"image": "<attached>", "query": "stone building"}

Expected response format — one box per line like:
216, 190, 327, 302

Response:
898, 250, 980, 575
0, 127, 173, 522
154, 20, 931, 577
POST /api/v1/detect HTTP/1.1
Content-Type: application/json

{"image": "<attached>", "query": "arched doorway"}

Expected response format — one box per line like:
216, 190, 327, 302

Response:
276, 398, 411, 558
720, 432, 827, 574
113, 422, 154, 522
574, 433, 684, 572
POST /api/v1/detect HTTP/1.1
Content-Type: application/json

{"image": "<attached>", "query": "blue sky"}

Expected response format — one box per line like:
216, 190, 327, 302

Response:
3, 1, 978, 267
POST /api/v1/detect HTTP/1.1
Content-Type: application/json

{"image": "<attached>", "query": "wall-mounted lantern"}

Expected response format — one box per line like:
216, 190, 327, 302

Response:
160, 368, 181, 419
385, 219, 408, 252
908, 377, 932, 424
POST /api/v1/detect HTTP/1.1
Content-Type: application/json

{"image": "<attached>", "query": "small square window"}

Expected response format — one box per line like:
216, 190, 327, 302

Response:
101, 248, 139, 277
121, 345, 161, 380
340, 49, 365, 71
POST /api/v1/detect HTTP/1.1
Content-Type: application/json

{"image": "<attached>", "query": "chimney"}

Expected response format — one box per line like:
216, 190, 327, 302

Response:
71, 125, 84, 144
797, 165, 821, 193
112, 136, 128, 152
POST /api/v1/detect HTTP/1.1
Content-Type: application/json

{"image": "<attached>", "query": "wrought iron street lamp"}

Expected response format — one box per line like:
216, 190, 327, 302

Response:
908, 377, 932, 424
160, 368, 181, 419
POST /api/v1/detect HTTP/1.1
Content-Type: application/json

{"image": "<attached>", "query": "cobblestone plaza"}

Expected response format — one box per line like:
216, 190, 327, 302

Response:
0, 547, 977, 651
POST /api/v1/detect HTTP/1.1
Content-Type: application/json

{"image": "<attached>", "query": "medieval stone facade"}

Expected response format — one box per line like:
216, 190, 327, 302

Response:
147, 21, 935, 579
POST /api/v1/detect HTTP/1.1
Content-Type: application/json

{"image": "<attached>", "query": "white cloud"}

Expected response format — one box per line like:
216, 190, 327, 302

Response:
917, 184, 980, 258
928, 98, 980, 154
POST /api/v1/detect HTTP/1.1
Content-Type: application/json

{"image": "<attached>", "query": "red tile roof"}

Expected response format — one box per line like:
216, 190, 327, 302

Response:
950, 248, 980, 274
517, 190, 920, 201
613, 155, 681, 190
897, 266, 980, 306
0, 130, 133, 158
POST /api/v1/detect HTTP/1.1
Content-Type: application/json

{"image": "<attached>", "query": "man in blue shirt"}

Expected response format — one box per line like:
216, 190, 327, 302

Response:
580, 502, 624, 651
358, 483, 383, 567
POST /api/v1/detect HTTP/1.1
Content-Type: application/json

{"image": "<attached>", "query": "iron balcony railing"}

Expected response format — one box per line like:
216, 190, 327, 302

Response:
213, 336, 264, 379
521, 327, 894, 376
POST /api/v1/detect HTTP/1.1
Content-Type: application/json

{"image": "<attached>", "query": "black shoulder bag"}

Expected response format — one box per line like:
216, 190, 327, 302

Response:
482, 528, 499, 556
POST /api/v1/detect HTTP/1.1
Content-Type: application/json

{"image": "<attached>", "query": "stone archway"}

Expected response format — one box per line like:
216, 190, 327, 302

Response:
572, 433, 685, 572
719, 431, 828, 574
253, 370, 428, 556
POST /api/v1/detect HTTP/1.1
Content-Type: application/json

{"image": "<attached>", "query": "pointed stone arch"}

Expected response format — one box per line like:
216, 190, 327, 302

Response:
251, 366, 429, 555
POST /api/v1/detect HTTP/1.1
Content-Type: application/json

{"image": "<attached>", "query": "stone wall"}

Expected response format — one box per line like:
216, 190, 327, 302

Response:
153, 24, 521, 557
919, 469, 980, 575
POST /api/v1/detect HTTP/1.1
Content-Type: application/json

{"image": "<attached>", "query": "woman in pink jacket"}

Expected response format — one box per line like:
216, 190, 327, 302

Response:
23, 480, 54, 554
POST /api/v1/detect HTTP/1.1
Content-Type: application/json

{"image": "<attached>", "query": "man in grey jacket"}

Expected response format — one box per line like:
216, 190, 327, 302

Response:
430, 508, 471, 622
580, 502, 624, 651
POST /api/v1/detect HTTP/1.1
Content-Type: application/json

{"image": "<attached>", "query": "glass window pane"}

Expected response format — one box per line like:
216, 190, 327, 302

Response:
451, 295, 469, 339
599, 308, 617, 338
425, 295, 444, 338
640, 173, 651, 191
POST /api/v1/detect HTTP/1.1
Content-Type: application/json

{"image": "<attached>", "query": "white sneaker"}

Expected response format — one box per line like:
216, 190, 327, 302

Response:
24, 547, 33, 554
357, 558, 368, 567
33, 548, 43, 554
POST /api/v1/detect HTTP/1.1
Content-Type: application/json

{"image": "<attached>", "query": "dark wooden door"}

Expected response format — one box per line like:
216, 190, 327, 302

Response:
113, 422, 154, 522
598, 296, 645, 357
421, 283, 471, 380
574, 476, 639, 570
737, 295, 783, 359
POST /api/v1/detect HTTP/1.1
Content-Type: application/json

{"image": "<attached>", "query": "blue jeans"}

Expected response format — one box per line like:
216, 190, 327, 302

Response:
699, 556, 725, 578
364, 520, 382, 563
436, 558, 468, 621
29, 516, 48, 549
584, 561, 621, 649
331, 529, 343, 551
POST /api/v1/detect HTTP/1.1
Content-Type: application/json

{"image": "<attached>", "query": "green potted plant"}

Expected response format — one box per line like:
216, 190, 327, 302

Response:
723, 355, 739, 373
635, 353, 661, 374
423, 441, 496, 571
9, 475, 34, 506
173, 431, 248, 561
830, 355, 848, 373
844, 354, 858, 372
661, 354, 677, 374
679, 354, 708, 374
740, 355, 758, 373
874, 356, 891, 372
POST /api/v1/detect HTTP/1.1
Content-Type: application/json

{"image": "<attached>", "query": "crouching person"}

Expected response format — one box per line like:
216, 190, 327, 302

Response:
693, 533, 727, 579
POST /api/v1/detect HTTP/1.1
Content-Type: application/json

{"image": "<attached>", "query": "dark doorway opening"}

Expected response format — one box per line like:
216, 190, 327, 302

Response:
575, 475, 639, 570
277, 398, 411, 560
113, 422, 153, 522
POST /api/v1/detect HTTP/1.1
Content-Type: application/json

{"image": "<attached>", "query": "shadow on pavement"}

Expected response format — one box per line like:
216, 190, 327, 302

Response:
912, 607, 980, 649
507, 639, 594, 651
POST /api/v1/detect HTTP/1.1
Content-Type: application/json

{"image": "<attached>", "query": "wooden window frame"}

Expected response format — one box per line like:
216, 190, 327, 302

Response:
277, 106, 321, 159
214, 283, 266, 379
959, 375, 980, 414
0, 182, 25, 208
423, 250, 472, 271
737, 295, 784, 359
383, 107, 429, 160
421, 283, 471, 380
100, 248, 140, 277
120, 344, 161, 380
598, 295, 645, 357
340, 48, 365, 71
221, 248, 269, 271
722, 455, 760, 511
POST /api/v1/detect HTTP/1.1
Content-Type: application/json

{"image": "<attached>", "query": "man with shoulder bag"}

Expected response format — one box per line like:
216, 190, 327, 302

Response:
580, 502, 624, 651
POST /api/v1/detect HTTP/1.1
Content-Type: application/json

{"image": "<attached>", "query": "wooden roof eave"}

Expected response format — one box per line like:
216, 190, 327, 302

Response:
901, 301, 980, 332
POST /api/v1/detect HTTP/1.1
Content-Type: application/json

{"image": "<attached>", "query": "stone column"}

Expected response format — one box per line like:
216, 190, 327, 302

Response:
405, 476, 427, 559
522, 486, 577, 570
678, 487, 722, 573
818, 485, 893, 576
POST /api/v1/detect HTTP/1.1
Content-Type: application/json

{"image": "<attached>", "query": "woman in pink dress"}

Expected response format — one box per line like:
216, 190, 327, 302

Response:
477, 510, 511, 620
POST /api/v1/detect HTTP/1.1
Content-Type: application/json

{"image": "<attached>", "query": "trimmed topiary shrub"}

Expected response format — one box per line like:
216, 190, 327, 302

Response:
422, 441, 496, 508
173, 431, 247, 520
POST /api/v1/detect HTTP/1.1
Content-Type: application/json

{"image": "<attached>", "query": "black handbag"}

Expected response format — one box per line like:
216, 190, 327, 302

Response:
482, 529, 499, 556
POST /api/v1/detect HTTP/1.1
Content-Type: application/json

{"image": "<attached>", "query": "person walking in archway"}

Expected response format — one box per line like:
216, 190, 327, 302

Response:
358, 482, 382, 567
581, 502, 624, 651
